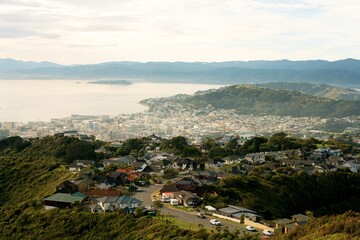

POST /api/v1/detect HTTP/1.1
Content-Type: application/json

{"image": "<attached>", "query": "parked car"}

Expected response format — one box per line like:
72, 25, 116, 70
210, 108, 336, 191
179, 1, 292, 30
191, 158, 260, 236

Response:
197, 213, 206, 219
245, 226, 256, 231
263, 230, 274, 236
210, 219, 221, 226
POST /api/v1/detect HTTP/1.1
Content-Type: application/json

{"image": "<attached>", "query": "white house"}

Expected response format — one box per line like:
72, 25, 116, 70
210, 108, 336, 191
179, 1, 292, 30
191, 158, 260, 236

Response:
97, 195, 142, 211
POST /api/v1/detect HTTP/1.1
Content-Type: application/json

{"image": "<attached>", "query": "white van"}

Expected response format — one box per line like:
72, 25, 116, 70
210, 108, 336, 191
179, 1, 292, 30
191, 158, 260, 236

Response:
170, 199, 179, 206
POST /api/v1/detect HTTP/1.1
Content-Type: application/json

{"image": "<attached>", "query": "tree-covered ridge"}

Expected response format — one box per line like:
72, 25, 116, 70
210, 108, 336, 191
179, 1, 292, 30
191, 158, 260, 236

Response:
280, 211, 360, 240
183, 85, 360, 117
0, 135, 102, 163
258, 82, 360, 101
209, 171, 360, 220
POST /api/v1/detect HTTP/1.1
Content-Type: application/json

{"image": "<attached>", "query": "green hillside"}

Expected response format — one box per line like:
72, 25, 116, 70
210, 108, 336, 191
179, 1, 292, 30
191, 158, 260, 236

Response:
1, 135, 359, 239
0, 136, 254, 240
258, 82, 360, 101
279, 211, 360, 240
183, 85, 360, 117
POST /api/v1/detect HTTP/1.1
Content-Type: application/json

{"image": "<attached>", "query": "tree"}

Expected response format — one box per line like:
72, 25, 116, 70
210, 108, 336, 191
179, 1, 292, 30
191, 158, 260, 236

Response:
134, 207, 143, 217
153, 200, 164, 213
240, 214, 245, 224
65, 141, 96, 163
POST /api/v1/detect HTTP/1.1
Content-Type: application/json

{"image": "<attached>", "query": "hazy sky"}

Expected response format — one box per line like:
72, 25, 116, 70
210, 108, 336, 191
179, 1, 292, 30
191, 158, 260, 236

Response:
0, 0, 359, 64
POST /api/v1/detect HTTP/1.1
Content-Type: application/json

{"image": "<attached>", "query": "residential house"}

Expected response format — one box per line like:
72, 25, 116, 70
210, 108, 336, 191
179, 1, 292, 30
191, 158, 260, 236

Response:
133, 162, 153, 173
274, 218, 297, 234
174, 190, 201, 207
193, 171, 218, 182
69, 160, 95, 172
107, 171, 128, 185
96, 195, 142, 212
205, 158, 225, 168
245, 152, 266, 165
103, 155, 136, 167
63, 130, 78, 137
69, 178, 92, 192
329, 149, 342, 156
159, 183, 180, 195
175, 177, 201, 192
314, 163, 337, 173
326, 155, 345, 166
218, 205, 261, 222
291, 214, 310, 226
88, 203, 104, 213
223, 155, 242, 165
176, 158, 194, 171
149, 159, 172, 170
44, 192, 87, 210
237, 134, 255, 146
308, 153, 324, 162
275, 214, 310, 233
284, 149, 303, 159
97, 176, 121, 190
56, 180, 78, 194
265, 151, 287, 161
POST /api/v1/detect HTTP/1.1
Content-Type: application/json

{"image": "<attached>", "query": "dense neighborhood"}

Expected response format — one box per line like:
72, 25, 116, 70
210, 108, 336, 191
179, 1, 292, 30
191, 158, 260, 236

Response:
38, 132, 359, 238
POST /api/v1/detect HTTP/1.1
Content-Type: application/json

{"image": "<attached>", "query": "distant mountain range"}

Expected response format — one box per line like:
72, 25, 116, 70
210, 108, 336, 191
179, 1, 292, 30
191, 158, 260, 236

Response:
1, 58, 360, 86
142, 84, 360, 118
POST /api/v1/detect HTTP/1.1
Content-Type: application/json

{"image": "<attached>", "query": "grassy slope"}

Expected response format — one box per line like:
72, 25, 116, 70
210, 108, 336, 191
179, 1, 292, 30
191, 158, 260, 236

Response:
0, 136, 253, 240
279, 211, 360, 240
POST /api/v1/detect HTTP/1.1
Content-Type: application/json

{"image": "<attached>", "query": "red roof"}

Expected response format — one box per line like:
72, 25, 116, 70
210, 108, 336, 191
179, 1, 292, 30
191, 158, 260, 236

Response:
116, 168, 134, 173
127, 173, 140, 181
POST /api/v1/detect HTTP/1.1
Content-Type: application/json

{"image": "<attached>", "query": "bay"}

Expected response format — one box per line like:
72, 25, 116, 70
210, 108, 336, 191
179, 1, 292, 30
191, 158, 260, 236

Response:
0, 80, 222, 122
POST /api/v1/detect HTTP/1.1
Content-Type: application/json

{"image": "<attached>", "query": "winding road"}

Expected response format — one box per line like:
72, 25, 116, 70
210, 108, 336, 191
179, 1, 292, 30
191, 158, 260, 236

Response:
133, 183, 251, 234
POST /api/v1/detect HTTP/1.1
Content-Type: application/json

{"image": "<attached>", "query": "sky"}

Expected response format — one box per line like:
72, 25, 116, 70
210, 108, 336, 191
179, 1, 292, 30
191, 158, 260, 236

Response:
0, 0, 359, 65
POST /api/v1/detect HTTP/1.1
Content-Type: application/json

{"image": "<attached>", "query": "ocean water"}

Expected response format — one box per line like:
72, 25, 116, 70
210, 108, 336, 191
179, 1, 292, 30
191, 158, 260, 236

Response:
0, 80, 221, 122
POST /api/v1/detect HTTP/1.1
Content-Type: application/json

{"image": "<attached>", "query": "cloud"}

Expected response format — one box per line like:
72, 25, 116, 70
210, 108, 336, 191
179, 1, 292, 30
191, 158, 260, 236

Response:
0, 0, 359, 63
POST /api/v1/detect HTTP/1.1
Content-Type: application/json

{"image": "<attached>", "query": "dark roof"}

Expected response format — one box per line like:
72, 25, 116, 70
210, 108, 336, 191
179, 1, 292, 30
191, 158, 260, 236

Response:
175, 190, 200, 202
195, 171, 217, 178
159, 184, 179, 193
116, 195, 142, 204
175, 177, 200, 186
97, 195, 142, 204
291, 214, 310, 222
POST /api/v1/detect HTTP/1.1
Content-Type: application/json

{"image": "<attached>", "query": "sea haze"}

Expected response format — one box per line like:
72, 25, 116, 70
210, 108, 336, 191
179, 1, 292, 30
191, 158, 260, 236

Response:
0, 80, 221, 122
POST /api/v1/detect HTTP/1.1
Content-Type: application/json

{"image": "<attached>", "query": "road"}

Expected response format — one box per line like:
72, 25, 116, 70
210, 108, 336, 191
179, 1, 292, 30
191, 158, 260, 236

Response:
133, 184, 251, 235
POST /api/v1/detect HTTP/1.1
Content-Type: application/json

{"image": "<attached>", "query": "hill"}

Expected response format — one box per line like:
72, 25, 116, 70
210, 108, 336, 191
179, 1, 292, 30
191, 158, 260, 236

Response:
0, 136, 253, 240
143, 85, 360, 118
258, 82, 360, 101
1, 58, 360, 86
0, 135, 359, 239
280, 211, 360, 240
0, 58, 61, 71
